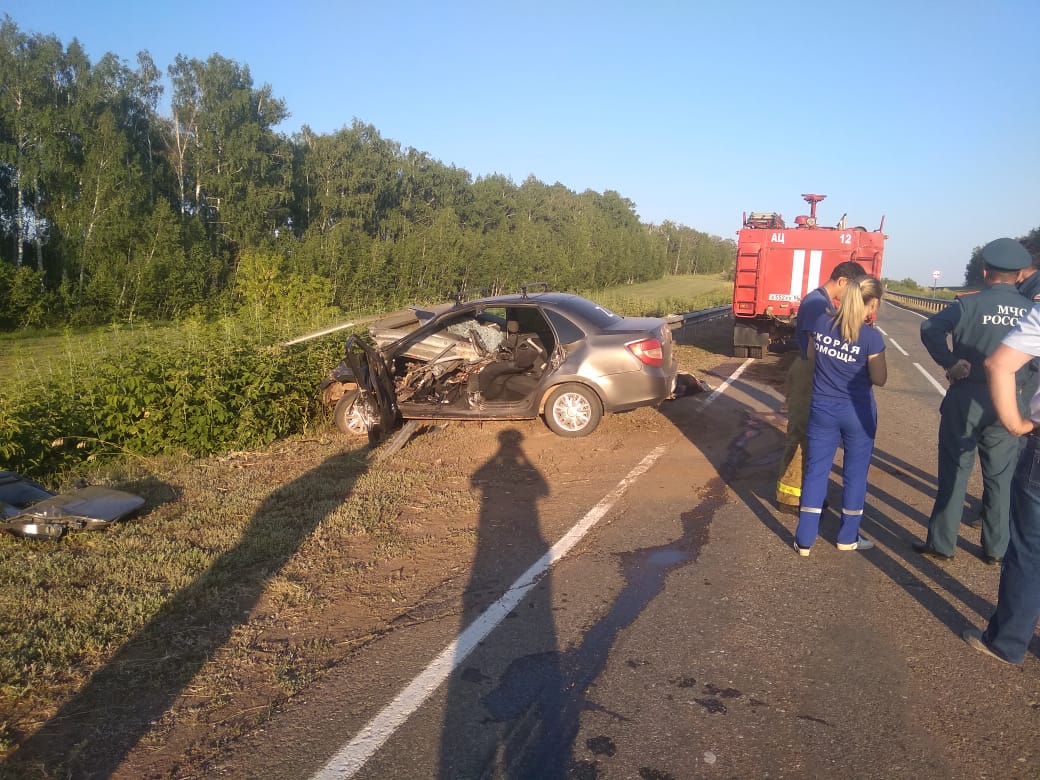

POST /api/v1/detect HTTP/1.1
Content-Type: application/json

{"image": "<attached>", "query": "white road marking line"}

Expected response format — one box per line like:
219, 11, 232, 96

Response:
887, 337, 909, 356
699, 357, 753, 404
312, 446, 667, 778
874, 324, 903, 354
914, 362, 948, 395
877, 305, 943, 389
312, 367, 741, 778
883, 299, 929, 320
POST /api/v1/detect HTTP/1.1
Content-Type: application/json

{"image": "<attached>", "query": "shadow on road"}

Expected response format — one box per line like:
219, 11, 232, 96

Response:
437, 428, 556, 779
438, 424, 722, 778
452, 323, 1031, 774
662, 340, 1000, 642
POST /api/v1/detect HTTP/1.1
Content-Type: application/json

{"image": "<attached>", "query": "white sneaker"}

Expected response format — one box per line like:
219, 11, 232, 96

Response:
837, 535, 875, 551
793, 541, 811, 557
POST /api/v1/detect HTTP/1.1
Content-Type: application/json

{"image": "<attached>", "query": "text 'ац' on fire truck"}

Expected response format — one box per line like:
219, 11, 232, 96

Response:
731, 193, 886, 358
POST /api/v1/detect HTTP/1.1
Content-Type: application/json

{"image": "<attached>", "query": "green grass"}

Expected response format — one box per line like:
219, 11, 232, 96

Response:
583, 273, 732, 317
0, 322, 181, 379
0, 436, 411, 768
0, 272, 731, 482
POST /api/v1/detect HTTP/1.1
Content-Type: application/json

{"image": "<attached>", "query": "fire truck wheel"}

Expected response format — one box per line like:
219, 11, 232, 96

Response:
734, 345, 749, 358
748, 346, 765, 359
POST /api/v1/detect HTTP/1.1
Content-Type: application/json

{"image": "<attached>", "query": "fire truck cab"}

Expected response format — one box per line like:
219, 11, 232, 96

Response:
732, 194, 886, 358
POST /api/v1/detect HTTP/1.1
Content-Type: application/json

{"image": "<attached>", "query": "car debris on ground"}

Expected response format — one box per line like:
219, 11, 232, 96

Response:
0, 471, 146, 540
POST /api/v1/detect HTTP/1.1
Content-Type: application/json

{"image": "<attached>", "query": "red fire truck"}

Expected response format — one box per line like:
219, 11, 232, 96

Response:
731, 193, 886, 358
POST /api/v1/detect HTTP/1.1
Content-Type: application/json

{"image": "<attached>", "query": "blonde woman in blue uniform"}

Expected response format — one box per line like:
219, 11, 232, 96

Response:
776, 261, 866, 512
794, 276, 887, 555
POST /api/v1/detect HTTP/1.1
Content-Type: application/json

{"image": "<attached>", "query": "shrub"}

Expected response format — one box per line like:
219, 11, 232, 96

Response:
0, 327, 342, 480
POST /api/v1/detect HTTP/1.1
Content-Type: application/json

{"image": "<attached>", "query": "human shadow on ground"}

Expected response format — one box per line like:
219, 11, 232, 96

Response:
4, 450, 367, 779
437, 429, 557, 779
871, 447, 940, 494
436, 425, 721, 778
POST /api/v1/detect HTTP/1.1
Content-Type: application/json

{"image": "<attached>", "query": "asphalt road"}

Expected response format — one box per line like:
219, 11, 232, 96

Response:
209, 301, 1040, 779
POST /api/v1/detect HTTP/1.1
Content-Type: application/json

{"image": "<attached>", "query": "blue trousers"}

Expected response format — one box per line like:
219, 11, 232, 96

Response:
796, 396, 877, 548
982, 435, 1040, 664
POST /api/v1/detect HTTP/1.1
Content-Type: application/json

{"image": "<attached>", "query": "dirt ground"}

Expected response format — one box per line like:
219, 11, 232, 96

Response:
2, 322, 744, 780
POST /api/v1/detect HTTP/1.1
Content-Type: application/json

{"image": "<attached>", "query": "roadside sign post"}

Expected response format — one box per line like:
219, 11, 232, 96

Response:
932, 269, 941, 294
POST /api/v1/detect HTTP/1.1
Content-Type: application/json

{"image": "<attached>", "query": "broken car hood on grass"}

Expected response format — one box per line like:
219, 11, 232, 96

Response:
0, 471, 145, 540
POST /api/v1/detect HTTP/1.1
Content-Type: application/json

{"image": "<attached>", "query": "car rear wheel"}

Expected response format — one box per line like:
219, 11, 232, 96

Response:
544, 383, 602, 437
333, 390, 372, 437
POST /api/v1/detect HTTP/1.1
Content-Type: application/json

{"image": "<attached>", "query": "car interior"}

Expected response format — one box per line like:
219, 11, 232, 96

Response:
392, 307, 557, 410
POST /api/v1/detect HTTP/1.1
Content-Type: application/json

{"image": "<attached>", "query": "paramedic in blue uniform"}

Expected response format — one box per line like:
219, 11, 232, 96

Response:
776, 261, 866, 512
965, 295, 1040, 664
915, 238, 1034, 563
794, 275, 886, 555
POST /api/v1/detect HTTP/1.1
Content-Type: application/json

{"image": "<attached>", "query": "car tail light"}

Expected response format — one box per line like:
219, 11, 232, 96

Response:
627, 337, 663, 367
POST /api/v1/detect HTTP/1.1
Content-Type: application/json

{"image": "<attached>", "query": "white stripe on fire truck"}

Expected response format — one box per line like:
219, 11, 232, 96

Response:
790, 249, 806, 299
808, 249, 823, 293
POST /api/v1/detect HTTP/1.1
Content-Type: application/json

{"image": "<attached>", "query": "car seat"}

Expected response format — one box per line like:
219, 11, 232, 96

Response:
478, 321, 546, 400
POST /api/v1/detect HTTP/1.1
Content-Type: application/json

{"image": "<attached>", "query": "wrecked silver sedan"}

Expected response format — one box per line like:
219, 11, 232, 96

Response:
322, 285, 701, 441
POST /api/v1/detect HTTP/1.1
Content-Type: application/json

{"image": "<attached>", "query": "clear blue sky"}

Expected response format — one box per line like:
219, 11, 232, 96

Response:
7, 1, 1039, 287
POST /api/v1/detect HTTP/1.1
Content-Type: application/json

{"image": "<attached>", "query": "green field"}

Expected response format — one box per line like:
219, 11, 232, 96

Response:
0, 322, 182, 383
584, 274, 732, 317
594, 273, 731, 301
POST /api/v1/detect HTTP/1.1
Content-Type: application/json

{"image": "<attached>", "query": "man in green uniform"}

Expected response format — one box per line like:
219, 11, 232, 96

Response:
915, 238, 1035, 562
776, 261, 865, 512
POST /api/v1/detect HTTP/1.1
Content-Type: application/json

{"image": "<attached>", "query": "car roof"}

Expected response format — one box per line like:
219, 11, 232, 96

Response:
464, 291, 607, 311
454, 291, 639, 333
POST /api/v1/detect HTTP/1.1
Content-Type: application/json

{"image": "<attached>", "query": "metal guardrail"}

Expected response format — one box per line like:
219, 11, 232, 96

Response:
884, 290, 953, 314
281, 314, 383, 346
666, 305, 732, 329
664, 292, 957, 335
667, 294, 955, 325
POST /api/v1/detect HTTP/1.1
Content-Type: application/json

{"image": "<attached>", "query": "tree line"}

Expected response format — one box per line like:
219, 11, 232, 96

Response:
0, 16, 735, 331
963, 228, 1040, 289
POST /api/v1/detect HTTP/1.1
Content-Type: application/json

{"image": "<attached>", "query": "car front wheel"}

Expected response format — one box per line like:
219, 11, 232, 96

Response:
544, 384, 602, 437
333, 390, 374, 437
